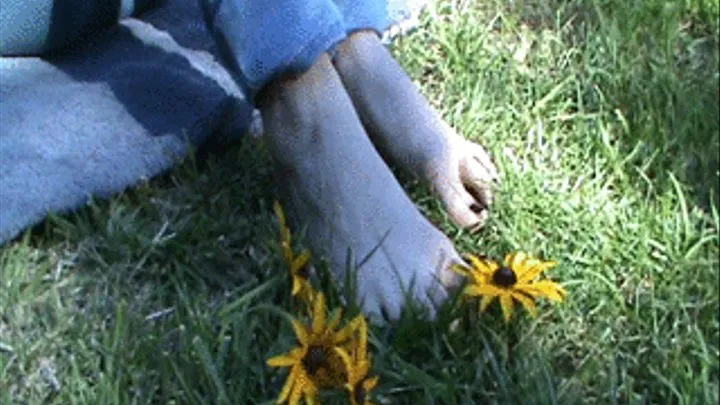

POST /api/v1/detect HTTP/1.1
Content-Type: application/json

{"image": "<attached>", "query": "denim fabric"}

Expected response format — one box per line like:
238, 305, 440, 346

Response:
0, 0, 427, 245
201, 0, 425, 98
0, 0, 166, 55
200, 0, 346, 99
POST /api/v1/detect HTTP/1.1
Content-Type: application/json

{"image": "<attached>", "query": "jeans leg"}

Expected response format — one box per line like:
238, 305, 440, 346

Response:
200, 0, 347, 102
332, 0, 428, 36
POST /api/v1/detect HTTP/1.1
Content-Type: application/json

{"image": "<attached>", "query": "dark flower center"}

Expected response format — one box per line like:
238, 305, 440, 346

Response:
492, 266, 517, 287
302, 345, 329, 375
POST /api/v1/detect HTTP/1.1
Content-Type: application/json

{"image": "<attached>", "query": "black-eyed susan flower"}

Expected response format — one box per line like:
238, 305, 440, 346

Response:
274, 201, 316, 305
335, 316, 379, 405
453, 252, 566, 322
267, 293, 362, 404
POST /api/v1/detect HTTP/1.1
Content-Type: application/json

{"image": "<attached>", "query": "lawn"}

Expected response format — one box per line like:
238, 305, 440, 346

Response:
1, 0, 718, 404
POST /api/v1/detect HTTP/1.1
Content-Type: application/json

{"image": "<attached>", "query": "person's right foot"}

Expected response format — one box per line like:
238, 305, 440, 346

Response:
259, 54, 462, 320
332, 31, 499, 231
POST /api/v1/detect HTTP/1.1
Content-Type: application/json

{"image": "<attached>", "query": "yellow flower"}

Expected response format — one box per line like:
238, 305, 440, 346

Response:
267, 293, 360, 404
274, 201, 294, 265
289, 249, 316, 305
274, 201, 316, 305
335, 316, 379, 405
453, 252, 566, 322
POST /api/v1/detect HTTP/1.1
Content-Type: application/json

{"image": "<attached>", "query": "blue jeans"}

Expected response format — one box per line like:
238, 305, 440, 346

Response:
1, 0, 414, 97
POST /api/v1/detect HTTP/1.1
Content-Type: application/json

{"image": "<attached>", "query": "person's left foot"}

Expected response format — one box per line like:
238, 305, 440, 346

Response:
332, 31, 499, 231
257, 54, 463, 320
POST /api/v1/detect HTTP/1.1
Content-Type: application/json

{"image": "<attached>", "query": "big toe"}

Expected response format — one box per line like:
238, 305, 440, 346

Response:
358, 244, 463, 322
417, 248, 465, 319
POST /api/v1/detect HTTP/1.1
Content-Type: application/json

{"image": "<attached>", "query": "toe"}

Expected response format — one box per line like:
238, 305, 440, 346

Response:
466, 140, 499, 181
379, 289, 403, 321
424, 248, 464, 318
436, 250, 465, 290
360, 290, 388, 324
436, 181, 488, 231
460, 156, 495, 210
412, 278, 443, 320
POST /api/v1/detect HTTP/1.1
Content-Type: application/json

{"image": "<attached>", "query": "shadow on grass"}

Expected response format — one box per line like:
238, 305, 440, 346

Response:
1, 136, 302, 402
31, 135, 275, 286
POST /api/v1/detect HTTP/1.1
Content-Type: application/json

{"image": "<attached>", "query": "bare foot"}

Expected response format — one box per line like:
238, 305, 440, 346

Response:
332, 31, 499, 231
257, 54, 462, 320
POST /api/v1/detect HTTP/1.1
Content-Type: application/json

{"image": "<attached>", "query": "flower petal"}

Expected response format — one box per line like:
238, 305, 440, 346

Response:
282, 242, 294, 267
312, 293, 327, 334
274, 200, 286, 226
277, 366, 298, 403
364, 375, 380, 391
288, 381, 302, 405
356, 316, 368, 355
354, 360, 370, 382
504, 252, 517, 268
518, 281, 566, 302
507, 252, 529, 271
516, 258, 541, 279
468, 255, 498, 275
334, 347, 353, 371
291, 319, 309, 346
469, 269, 491, 286
479, 295, 495, 312
300, 372, 319, 396
518, 261, 557, 283
300, 285, 316, 307
451, 263, 471, 277
267, 349, 301, 367
292, 277, 302, 296
281, 223, 292, 242
533, 280, 567, 301
292, 250, 311, 274
499, 294, 514, 322
511, 291, 538, 317
464, 284, 506, 298
334, 317, 360, 345
550, 281, 568, 297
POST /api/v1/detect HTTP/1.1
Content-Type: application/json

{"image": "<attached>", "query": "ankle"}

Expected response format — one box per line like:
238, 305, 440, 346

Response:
256, 53, 336, 109
333, 30, 380, 63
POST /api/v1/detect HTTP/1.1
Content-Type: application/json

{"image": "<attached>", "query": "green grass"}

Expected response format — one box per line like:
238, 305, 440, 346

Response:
1, 0, 718, 403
